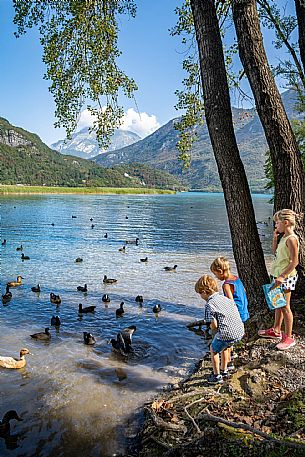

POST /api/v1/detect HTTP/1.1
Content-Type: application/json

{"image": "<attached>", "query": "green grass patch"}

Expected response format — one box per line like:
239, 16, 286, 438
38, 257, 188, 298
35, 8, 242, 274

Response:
0, 184, 175, 195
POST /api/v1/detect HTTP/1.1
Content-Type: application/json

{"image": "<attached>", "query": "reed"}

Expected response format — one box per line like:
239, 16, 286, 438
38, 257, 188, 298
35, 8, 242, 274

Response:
0, 185, 175, 195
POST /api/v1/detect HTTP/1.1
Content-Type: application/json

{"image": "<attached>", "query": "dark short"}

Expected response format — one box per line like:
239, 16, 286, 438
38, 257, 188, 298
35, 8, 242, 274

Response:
211, 335, 237, 354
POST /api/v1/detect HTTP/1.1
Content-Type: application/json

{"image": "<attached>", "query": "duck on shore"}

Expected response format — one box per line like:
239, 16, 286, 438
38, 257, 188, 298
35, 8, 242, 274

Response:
116, 302, 125, 317
31, 284, 40, 293
7, 276, 23, 287
30, 328, 51, 341
103, 275, 117, 284
50, 293, 61, 305
77, 284, 87, 293
83, 332, 96, 345
0, 349, 31, 369
78, 303, 96, 314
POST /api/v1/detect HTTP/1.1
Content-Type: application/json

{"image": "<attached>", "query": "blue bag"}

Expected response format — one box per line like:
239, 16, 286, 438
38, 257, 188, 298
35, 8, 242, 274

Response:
262, 281, 287, 310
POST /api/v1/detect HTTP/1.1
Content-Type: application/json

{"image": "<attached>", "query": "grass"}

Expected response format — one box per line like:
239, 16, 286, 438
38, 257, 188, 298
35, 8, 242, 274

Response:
0, 185, 176, 195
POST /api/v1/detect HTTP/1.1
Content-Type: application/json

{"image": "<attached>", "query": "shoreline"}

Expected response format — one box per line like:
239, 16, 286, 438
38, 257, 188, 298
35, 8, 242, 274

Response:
134, 299, 305, 456
0, 185, 176, 195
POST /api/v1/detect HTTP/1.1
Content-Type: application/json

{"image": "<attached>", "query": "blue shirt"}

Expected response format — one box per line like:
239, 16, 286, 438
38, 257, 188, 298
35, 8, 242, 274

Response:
223, 277, 249, 322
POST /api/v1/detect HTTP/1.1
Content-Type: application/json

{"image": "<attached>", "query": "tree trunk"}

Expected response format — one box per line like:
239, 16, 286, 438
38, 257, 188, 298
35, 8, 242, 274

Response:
232, 0, 305, 297
295, 0, 305, 73
190, 0, 269, 312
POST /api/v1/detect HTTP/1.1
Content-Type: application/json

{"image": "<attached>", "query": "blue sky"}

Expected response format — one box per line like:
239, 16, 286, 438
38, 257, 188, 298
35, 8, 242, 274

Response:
0, 0, 297, 146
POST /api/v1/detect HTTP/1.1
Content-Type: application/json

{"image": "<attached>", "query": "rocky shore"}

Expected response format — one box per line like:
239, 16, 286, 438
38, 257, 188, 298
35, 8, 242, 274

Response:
134, 300, 305, 457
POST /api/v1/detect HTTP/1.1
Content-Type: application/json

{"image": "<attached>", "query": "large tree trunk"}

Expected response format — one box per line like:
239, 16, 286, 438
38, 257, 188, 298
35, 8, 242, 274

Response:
232, 0, 305, 296
295, 0, 305, 73
190, 0, 269, 312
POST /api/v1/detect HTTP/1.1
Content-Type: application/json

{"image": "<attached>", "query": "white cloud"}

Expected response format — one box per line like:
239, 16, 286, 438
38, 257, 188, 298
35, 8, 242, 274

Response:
77, 107, 160, 138
119, 108, 160, 138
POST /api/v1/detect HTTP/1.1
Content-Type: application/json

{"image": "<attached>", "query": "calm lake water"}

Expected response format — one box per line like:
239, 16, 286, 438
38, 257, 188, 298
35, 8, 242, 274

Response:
0, 192, 273, 456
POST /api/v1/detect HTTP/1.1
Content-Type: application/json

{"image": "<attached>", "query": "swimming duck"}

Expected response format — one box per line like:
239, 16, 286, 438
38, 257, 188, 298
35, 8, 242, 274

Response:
31, 284, 40, 293
72, 215, 77, 218
116, 302, 125, 317
16, 245, 23, 251
75, 257, 83, 263
125, 216, 129, 219
111, 325, 136, 353
0, 348, 30, 369
125, 237, 139, 245
103, 275, 117, 284
2, 285, 12, 304
83, 332, 96, 345
121, 325, 136, 350
140, 257, 148, 262
102, 294, 110, 303
78, 303, 96, 314
1, 239, 6, 246
30, 327, 51, 341
90, 218, 93, 221
77, 284, 88, 293
135, 295, 143, 304
0, 410, 22, 435
110, 333, 127, 353
104, 233, 108, 238
7, 276, 23, 287
51, 223, 55, 226
164, 265, 177, 272
153, 304, 161, 313
21, 253, 30, 260
118, 246, 126, 253
51, 315, 61, 326
91, 224, 95, 229
50, 293, 61, 305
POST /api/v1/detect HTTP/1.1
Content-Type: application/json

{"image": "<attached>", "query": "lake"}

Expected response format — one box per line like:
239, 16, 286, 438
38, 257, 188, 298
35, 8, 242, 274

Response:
0, 192, 273, 456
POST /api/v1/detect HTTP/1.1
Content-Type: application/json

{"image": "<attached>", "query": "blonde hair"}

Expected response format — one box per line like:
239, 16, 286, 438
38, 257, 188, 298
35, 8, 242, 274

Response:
273, 209, 296, 227
195, 275, 218, 295
210, 256, 231, 276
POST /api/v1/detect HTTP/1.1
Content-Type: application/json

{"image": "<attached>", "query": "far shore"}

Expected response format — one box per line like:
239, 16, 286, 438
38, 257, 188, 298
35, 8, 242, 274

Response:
0, 185, 176, 195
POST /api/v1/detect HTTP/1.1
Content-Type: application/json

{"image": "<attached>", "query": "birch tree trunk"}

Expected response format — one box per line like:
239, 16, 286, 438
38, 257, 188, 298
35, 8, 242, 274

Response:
190, 0, 269, 312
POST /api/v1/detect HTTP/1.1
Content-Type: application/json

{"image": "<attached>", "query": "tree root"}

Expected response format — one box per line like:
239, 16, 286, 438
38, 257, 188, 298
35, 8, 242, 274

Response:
144, 407, 187, 434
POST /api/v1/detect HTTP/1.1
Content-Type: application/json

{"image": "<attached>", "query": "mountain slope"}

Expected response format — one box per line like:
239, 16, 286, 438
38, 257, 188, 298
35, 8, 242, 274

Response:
0, 117, 184, 190
51, 127, 141, 159
93, 90, 300, 192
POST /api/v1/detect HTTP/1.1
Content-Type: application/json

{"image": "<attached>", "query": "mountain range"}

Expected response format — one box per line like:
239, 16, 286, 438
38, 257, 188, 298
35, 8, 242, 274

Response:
90, 90, 301, 192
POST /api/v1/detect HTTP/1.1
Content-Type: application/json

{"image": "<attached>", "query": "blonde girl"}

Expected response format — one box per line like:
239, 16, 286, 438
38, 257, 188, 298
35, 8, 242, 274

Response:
258, 209, 299, 350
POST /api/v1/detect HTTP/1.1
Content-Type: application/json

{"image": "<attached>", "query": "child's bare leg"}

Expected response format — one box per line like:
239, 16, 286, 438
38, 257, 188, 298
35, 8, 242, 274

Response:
221, 348, 230, 372
274, 308, 284, 334
210, 346, 220, 375
282, 291, 293, 338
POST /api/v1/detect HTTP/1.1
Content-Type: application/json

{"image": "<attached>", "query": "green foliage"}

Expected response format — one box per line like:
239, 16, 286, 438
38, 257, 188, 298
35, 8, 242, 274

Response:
13, 0, 137, 148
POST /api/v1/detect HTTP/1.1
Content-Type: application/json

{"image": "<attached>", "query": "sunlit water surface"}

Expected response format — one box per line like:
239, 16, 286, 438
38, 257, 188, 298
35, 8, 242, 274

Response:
0, 193, 273, 456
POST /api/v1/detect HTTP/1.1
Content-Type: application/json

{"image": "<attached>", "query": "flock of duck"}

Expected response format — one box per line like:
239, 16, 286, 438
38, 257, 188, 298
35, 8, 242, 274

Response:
1, 232, 178, 372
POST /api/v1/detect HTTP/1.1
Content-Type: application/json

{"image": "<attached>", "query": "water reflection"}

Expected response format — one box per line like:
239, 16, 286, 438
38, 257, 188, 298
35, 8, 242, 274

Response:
0, 192, 273, 455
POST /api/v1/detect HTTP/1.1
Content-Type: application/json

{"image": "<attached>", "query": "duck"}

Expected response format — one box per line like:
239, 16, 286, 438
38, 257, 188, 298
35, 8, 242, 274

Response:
153, 304, 161, 313
121, 325, 137, 350
110, 333, 127, 353
75, 257, 83, 263
0, 410, 22, 435
72, 215, 77, 219
51, 223, 55, 226
135, 295, 143, 304
77, 284, 87, 293
83, 332, 96, 345
140, 257, 148, 262
16, 245, 23, 251
78, 303, 96, 314
1, 239, 6, 246
51, 315, 61, 326
50, 293, 61, 305
21, 253, 30, 260
31, 284, 40, 293
164, 264, 177, 272
125, 237, 139, 245
116, 302, 125, 317
104, 233, 108, 238
90, 218, 93, 221
2, 285, 12, 304
30, 327, 51, 341
103, 275, 117, 284
102, 294, 110, 303
7, 276, 23, 287
91, 224, 95, 229
118, 246, 126, 253
110, 325, 136, 354
0, 348, 30, 369
125, 216, 128, 219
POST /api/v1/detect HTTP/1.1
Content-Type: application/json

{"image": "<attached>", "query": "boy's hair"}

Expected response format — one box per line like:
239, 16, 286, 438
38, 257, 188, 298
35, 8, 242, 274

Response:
210, 256, 230, 274
273, 209, 296, 227
195, 275, 218, 295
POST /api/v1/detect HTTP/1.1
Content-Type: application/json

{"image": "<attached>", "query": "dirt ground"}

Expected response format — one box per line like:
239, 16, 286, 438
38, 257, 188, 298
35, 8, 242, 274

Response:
133, 300, 305, 457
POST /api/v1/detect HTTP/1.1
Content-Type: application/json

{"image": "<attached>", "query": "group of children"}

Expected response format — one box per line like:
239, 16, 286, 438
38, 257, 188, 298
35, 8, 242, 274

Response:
195, 209, 299, 384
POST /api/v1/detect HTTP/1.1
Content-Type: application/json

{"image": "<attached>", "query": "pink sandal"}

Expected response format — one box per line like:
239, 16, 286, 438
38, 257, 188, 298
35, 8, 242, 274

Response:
258, 328, 282, 340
